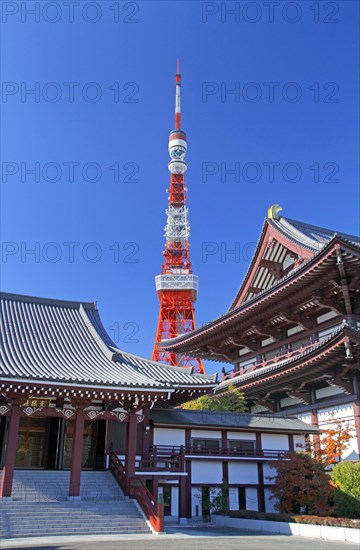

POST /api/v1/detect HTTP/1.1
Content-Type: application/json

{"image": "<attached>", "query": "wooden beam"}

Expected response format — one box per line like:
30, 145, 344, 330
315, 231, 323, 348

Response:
248, 286, 263, 295
286, 390, 312, 405
335, 249, 353, 315
279, 310, 314, 330
312, 294, 346, 315
259, 259, 283, 272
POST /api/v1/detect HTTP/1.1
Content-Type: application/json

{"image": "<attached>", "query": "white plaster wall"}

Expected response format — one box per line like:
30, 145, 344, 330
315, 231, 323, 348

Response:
317, 311, 338, 324
316, 386, 344, 399
171, 486, 179, 517
191, 429, 221, 439
246, 488, 258, 511
191, 487, 202, 517
318, 404, 353, 423
280, 396, 303, 407
153, 427, 185, 447
261, 433, 289, 451
264, 488, 277, 512
263, 464, 277, 484
297, 413, 312, 425
228, 462, 258, 484
227, 431, 256, 440
191, 461, 223, 484
229, 488, 239, 511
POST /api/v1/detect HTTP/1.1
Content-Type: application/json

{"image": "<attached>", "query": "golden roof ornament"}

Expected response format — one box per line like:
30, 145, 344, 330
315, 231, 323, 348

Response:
267, 204, 283, 220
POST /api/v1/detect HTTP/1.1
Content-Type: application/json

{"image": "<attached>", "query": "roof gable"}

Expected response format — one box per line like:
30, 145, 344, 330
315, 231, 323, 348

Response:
230, 211, 360, 309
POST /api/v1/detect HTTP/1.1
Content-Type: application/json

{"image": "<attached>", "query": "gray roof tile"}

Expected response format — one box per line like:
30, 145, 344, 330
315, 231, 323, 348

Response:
0, 293, 216, 390
151, 408, 319, 433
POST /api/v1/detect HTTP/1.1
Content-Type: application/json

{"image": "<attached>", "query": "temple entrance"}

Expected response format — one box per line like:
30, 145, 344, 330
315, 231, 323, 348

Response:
62, 420, 106, 470
15, 417, 49, 468
0, 416, 107, 470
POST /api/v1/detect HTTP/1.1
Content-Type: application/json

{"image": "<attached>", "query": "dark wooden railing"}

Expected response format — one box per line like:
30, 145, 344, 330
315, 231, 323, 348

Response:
129, 478, 164, 533
224, 340, 321, 379
109, 451, 164, 533
109, 450, 126, 487
184, 447, 286, 458
150, 444, 286, 459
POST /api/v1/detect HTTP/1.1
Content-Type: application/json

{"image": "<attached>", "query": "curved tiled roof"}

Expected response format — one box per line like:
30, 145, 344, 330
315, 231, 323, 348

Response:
216, 325, 360, 396
0, 292, 217, 391
151, 408, 319, 433
161, 217, 359, 353
270, 217, 360, 251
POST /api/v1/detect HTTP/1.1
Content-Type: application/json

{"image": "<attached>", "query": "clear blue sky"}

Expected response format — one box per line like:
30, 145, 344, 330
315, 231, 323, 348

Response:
1, 1, 359, 376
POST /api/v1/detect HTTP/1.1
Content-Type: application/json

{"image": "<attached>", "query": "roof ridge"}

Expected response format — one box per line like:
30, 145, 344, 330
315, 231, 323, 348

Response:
0, 291, 97, 310
282, 216, 360, 242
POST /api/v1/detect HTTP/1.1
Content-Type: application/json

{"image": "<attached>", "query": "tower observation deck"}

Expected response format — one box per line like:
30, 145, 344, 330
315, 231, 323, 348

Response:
151, 61, 205, 373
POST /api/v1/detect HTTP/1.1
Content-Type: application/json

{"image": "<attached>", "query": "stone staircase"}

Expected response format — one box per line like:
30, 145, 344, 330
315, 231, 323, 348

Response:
0, 470, 151, 539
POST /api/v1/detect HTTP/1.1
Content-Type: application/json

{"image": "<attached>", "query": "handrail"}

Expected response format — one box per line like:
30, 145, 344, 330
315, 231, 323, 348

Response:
225, 340, 321, 379
109, 451, 164, 533
129, 477, 164, 533
184, 447, 287, 458
109, 450, 126, 491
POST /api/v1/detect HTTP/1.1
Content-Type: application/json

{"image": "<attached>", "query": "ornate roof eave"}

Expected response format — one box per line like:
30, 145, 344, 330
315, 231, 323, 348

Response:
215, 326, 360, 396
160, 236, 360, 356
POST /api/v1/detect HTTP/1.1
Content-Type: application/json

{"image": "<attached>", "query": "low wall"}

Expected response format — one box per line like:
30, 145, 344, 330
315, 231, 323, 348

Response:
212, 515, 360, 544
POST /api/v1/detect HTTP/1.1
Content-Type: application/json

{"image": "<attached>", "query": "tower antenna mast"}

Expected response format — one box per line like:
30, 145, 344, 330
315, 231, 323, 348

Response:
152, 62, 205, 373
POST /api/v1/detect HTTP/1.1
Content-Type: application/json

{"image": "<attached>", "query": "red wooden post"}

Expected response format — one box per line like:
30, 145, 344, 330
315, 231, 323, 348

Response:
142, 404, 151, 456
0, 403, 21, 497
69, 407, 85, 497
125, 411, 137, 494
179, 474, 187, 522
257, 462, 266, 512
310, 409, 321, 457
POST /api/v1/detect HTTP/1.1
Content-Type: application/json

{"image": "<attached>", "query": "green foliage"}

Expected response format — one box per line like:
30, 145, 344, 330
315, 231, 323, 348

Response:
210, 479, 229, 514
268, 451, 334, 516
196, 479, 229, 517
182, 384, 247, 412
330, 461, 360, 519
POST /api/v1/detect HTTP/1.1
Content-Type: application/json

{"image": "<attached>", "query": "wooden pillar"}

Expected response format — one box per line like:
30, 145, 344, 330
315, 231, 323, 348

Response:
125, 411, 137, 494
0, 403, 21, 498
69, 407, 85, 497
257, 462, 265, 512
221, 431, 229, 507
255, 432, 262, 453
142, 405, 151, 456
310, 409, 321, 457
179, 474, 187, 522
288, 433, 294, 451
152, 476, 159, 504
185, 428, 192, 519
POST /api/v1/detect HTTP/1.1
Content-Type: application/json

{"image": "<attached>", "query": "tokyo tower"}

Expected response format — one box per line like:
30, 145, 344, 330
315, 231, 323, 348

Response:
151, 61, 205, 374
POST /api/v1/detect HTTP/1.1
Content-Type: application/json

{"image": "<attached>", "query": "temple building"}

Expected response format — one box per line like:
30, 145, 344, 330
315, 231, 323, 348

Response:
0, 291, 316, 535
162, 206, 360, 460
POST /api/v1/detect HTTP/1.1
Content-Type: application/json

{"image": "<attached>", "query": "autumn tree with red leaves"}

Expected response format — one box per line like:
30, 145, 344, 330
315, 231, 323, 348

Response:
268, 451, 334, 516
268, 416, 353, 516
318, 417, 353, 466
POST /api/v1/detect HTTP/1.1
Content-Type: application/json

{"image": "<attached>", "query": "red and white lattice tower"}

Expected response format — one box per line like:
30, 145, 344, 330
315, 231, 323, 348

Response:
151, 61, 205, 373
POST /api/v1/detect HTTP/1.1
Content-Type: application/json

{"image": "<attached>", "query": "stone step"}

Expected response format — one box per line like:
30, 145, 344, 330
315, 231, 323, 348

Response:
1, 470, 151, 539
